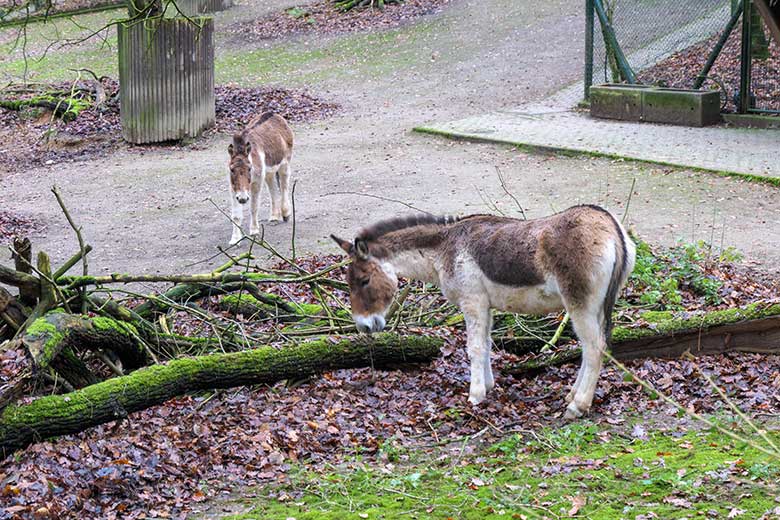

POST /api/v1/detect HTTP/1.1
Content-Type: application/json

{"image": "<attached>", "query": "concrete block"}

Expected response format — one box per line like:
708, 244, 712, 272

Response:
590, 84, 722, 127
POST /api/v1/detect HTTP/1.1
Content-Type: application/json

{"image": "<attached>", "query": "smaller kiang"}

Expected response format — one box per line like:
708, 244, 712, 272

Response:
227, 111, 294, 245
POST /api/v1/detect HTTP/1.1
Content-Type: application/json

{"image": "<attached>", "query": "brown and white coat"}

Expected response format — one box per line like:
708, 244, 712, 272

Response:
332, 205, 636, 419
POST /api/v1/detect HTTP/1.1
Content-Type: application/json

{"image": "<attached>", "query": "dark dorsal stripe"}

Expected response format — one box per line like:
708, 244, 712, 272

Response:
246, 111, 276, 130
358, 214, 461, 241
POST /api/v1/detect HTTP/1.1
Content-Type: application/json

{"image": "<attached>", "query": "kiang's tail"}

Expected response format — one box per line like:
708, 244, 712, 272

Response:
602, 213, 632, 347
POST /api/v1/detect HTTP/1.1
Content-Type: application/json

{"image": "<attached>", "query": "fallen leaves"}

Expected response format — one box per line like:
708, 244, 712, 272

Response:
232, 0, 453, 41
0, 81, 338, 173
567, 494, 586, 517
638, 28, 780, 113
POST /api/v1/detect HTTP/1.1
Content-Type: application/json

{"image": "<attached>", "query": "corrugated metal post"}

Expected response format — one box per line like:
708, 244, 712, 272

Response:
739, 0, 753, 113
585, 0, 594, 100
117, 16, 216, 144
170, 0, 233, 16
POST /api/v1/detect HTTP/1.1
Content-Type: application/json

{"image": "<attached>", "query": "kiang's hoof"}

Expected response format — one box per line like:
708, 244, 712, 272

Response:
563, 402, 584, 421
282, 215, 290, 222
468, 389, 486, 406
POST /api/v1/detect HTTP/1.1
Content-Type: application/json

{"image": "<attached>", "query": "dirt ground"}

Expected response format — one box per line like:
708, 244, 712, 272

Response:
1, 0, 780, 278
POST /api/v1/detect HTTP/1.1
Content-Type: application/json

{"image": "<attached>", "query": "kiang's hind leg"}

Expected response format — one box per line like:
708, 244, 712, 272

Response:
278, 161, 292, 222
264, 167, 282, 222
564, 305, 606, 419
461, 297, 493, 405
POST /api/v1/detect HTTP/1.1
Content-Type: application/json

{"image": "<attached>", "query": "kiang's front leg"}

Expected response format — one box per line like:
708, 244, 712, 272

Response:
249, 177, 262, 236
461, 297, 493, 405
229, 186, 243, 246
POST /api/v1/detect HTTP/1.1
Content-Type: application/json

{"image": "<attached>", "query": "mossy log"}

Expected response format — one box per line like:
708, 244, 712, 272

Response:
504, 302, 780, 375
334, 0, 401, 11
23, 312, 149, 372
218, 292, 331, 322
0, 333, 442, 456
133, 281, 299, 319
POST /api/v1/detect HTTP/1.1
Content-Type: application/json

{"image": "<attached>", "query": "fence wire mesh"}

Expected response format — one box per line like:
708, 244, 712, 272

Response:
587, 0, 779, 113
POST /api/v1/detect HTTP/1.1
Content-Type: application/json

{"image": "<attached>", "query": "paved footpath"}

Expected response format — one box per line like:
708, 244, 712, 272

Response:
417, 103, 780, 182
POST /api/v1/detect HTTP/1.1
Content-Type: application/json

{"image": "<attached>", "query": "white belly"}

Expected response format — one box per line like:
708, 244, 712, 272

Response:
484, 277, 564, 315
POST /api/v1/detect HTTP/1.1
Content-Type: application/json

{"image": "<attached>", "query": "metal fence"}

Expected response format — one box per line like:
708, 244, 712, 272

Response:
585, 0, 779, 114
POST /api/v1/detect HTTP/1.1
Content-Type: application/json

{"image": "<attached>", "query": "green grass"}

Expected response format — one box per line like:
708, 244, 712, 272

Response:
224, 421, 780, 519
0, 6, 439, 85
0, 10, 121, 81
215, 20, 437, 87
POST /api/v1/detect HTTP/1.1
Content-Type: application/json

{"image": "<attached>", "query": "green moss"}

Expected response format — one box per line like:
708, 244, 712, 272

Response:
640, 310, 674, 323
91, 316, 139, 337
220, 421, 780, 520
24, 312, 71, 365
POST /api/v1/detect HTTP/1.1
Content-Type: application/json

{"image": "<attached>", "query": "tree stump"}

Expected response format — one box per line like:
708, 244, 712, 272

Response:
117, 16, 215, 143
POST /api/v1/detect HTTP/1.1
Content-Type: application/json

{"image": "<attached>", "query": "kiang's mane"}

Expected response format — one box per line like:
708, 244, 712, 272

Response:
357, 214, 462, 241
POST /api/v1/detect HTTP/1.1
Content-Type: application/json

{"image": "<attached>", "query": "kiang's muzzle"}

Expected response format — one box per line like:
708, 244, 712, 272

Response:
235, 191, 250, 204
354, 314, 386, 334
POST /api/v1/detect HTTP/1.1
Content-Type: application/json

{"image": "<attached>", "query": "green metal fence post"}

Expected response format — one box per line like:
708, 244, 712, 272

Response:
694, 0, 743, 89
593, 0, 637, 83
585, 0, 594, 100
739, 0, 753, 113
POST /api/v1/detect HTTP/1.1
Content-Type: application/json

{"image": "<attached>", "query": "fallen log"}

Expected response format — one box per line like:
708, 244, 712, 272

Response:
504, 302, 780, 375
23, 311, 150, 373
0, 333, 442, 456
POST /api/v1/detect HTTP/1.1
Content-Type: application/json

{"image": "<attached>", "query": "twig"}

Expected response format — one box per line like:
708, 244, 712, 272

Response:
291, 180, 298, 262
324, 191, 434, 215
540, 312, 569, 353
52, 185, 89, 313
495, 166, 527, 219
621, 177, 636, 224
605, 351, 780, 461
687, 354, 780, 454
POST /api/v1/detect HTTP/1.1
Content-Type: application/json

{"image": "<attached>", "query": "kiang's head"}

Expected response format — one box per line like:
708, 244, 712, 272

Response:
331, 235, 398, 334
227, 134, 252, 204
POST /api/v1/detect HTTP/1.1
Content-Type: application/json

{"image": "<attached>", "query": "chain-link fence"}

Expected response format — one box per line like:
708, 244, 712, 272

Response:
585, 0, 779, 114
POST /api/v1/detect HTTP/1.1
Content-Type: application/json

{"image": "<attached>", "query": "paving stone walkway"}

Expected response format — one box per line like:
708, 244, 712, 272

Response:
417, 106, 780, 181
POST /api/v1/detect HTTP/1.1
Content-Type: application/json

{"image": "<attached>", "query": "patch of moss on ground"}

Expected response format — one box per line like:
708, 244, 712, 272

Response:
224, 421, 780, 519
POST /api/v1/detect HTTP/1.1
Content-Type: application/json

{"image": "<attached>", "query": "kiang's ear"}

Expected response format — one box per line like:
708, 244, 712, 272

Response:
330, 234, 353, 254
354, 238, 369, 260
228, 143, 235, 157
